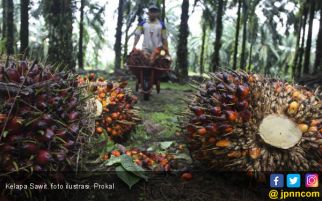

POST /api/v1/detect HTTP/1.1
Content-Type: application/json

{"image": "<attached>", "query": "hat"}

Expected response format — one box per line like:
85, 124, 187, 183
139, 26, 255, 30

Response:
148, 4, 160, 12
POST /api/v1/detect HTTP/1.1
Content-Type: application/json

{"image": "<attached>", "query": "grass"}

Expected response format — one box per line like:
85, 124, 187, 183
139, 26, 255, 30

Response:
126, 81, 192, 144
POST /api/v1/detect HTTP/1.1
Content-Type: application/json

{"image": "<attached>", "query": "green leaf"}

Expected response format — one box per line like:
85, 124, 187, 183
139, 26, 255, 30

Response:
2, 131, 9, 138
174, 153, 192, 161
13, 161, 19, 171
116, 165, 141, 189
104, 155, 122, 166
160, 141, 174, 150
104, 138, 116, 153
120, 155, 148, 181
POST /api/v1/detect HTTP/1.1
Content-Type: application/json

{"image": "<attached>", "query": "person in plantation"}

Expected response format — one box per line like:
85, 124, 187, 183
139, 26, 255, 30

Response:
133, 4, 168, 54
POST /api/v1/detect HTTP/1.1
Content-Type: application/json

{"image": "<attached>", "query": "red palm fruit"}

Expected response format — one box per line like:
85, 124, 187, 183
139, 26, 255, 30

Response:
197, 127, 207, 136
219, 124, 234, 133
96, 127, 103, 134
225, 110, 238, 122
310, 119, 321, 127
236, 100, 249, 111
135, 159, 142, 166
55, 129, 67, 139
18, 61, 28, 75
125, 150, 132, 156
225, 94, 238, 103
198, 115, 208, 123
88, 73, 95, 81
68, 111, 79, 121
239, 110, 252, 122
237, 84, 250, 99
208, 137, 216, 144
42, 114, 53, 124
101, 153, 109, 161
181, 172, 193, 181
23, 143, 39, 154
111, 112, 119, 120
164, 164, 170, 171
186, 125, 196, 134
216, 139, 231, 147
6, 117, 22, 131
111, 150, 121, 157
44, 128, 55, 141
117, 93, 125, 101
36, 150, 52, 165
210, 107, 221, 116
205, 124, 218, 135
190, 106, 204, 116
106, 82, 114, 92
5, 67, 20, 82
69, 123, 79, 133
0, 114, 7, 123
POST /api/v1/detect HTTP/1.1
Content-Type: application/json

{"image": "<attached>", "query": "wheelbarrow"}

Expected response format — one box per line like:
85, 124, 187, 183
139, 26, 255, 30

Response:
127, 64, 170, 101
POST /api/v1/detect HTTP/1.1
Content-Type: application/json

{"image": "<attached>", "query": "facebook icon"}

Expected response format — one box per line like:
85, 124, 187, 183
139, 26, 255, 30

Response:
270, 174, 284, 188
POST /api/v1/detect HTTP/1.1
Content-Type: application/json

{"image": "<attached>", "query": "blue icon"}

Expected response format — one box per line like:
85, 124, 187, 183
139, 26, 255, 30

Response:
287, 174, 301, 188
270, 174, 284, 188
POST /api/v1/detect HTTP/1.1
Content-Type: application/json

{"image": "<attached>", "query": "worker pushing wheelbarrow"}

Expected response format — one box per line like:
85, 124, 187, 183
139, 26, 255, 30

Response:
126, 4, 171, 101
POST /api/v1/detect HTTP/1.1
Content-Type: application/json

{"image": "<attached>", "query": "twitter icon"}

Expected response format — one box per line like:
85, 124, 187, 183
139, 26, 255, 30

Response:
287, 174, 301, 188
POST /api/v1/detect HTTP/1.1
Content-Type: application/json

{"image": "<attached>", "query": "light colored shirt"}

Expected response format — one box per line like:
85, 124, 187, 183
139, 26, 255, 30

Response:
135, 19, 167, 53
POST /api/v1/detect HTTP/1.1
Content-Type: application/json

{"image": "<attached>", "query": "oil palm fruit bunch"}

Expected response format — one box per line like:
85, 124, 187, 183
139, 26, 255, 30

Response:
0, 59, 93, 174
183, 70, 321, 173
150, 47, 172, 69
127, 49, 150, 67
79, 74, 140, 143
101, 147, 173, 172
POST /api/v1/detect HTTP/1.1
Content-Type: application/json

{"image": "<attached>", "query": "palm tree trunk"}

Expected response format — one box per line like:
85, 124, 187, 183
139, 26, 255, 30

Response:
247, 42, 253, 71
313, 4, 322, 74
6, 0, 14, 55
2, 0, 7, 40
123, 2, 136, 62
232, 0, 242, 70
137, 5, 143, 23
292, 12, 303, 78
20, 0, 29, 56
44, 0, 75, 70
162, 0, 166, 22
240, 0, 248, 70
199, 21, 206, 75
296, 5, 308, 78
114, 0, 124, 70
78, 0, 85, 69
247, 0, 259, 71
303, 0, 315, 75
212, 0, 224, 72
176, 0, 189, 82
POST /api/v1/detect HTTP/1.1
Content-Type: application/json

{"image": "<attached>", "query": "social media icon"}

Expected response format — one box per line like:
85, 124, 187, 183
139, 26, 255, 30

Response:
287, 174, 301, 188
270, 174, 284, 188
305, 173, 319, 187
